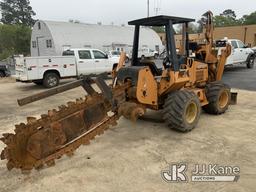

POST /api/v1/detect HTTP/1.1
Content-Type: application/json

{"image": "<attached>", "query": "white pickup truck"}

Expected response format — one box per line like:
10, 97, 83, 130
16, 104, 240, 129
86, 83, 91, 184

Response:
15, 48, 119, 88
138, 48, 159, 59
216, 38, 255, 68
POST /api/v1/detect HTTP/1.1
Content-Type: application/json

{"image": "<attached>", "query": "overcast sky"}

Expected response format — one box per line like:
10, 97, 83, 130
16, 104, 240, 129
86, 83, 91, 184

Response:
30, 0, 255, 25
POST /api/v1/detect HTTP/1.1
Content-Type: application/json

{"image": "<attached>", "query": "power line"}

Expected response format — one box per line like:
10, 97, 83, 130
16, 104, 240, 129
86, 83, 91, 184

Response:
154, 0, 161, 16
147, 0, 150, 17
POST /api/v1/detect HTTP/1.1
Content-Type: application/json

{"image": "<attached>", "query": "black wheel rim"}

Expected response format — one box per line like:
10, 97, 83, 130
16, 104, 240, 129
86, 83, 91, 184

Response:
250, 58, 254, 65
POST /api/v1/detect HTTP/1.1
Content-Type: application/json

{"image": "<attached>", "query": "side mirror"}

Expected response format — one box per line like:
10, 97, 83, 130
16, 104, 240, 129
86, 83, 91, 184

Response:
105, 54, 109, 59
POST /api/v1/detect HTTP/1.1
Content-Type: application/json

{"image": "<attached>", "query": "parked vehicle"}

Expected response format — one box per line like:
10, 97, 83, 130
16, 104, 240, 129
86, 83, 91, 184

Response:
252, 46, 256, 54
0, 62, 11, 78
216, 38, 255, 68
15, 48, 119, 88
108, 50, 130, 63
138, 48, 159, 59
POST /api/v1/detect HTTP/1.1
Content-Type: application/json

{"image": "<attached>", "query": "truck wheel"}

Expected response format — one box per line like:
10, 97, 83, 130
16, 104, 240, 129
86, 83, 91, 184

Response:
0, 71, 5, 78
203, 82, 231, 114
125, 57, 129, 63
162, 90, 201, 132
43, 72, 59, 88
247, 56, 255, 68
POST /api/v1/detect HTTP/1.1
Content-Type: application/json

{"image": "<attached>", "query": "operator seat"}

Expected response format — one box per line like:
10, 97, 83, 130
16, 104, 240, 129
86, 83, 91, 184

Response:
139, 59, 162, 76
163, 55, 187, 70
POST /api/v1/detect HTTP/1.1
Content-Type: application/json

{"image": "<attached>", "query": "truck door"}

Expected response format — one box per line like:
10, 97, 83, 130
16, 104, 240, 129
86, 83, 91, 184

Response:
230, 40, 240, 64
92, 50, 110, 74
237, 40, 249, 62
76, 50, 95, 75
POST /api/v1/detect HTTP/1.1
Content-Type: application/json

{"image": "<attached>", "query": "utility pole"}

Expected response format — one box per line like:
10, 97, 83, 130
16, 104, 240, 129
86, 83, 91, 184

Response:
147, 0, 149, 17
154, 0, 161, 16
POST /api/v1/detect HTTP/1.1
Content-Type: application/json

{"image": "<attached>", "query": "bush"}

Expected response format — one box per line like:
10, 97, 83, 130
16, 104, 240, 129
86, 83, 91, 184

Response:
0, 24, 31, 60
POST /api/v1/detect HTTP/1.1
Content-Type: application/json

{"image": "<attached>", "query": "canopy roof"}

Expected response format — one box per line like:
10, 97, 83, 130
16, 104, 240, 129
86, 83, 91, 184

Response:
128, 15, 195, 26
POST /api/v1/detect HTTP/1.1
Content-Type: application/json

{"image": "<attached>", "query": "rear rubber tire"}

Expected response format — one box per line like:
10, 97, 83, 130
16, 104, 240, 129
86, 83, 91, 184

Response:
162, 90, 201, 132
0, 71, 5, 78
43, 73, 59, 88
247, 56, 255, 69
203, 82, 231, 114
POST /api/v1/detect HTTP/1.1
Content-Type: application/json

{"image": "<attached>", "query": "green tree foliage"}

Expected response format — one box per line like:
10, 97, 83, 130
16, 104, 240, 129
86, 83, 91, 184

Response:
213, 15, 240, 27
213, 9, 256, 27
196, 20, 203, 33
0, 0, 36, 27
221, 9, 236, 19
187, 23, 201, 33
0, 24, 31, 60
213, 9, 241, 27
152, 26, 165, 33
241, 11, 256, 25
174, 23, 201, 34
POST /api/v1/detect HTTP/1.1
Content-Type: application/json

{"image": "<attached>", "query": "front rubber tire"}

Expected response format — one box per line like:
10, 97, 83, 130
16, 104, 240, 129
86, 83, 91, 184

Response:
203, 82, 231, 114
125, 57, 129, 63
162, 90, 201, 132
247, 56, 255, 69
0, 71, 5, 78
43, 73, 59, 88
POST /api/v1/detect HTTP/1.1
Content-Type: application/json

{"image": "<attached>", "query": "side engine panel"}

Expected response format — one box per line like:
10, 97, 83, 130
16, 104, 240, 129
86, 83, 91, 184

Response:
116, 66, 158, 106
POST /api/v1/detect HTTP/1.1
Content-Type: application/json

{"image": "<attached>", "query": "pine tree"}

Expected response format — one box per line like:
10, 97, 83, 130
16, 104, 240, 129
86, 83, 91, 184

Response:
0, 0, 36, 27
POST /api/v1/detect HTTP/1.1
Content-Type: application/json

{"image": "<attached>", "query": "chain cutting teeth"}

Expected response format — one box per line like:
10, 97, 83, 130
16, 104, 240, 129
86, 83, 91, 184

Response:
1, 133, 15, 145
41, 114, 48, 119
0, 96, 118, 173
67, 102, 76, 107
1, 148, 7, 160
0, 82, 129, 173
14, 123, 26, 133
58, 105, 67, 110
48, 109, 57, 116
27, 117, 37, 124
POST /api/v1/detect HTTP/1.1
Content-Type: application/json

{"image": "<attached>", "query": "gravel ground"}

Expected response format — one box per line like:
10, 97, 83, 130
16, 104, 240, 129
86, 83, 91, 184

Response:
0, 70, 255, 191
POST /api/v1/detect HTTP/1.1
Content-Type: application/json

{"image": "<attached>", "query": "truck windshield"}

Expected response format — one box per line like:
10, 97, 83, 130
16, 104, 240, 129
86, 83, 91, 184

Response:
215, 40, 227, 47
62, 50, 75, 56
111, 51, 120, 56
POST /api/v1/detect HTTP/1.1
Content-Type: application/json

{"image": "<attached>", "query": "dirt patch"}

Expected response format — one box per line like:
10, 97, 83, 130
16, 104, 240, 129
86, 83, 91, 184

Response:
0, 77, 16, 83
0, 82, 255, 192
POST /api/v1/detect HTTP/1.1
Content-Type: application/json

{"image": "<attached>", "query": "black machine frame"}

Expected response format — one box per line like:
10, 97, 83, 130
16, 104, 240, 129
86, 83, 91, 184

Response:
128, 15, 195, 72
